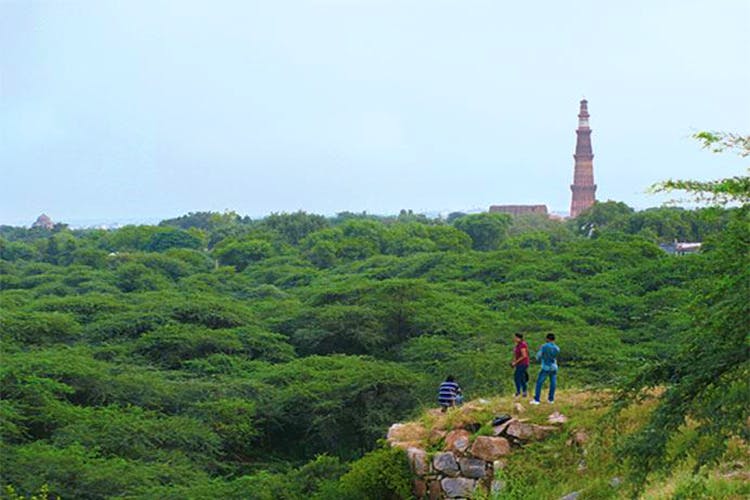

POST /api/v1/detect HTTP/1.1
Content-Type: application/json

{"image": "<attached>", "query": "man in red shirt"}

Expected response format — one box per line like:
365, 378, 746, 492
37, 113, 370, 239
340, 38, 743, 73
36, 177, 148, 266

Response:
511, 333, 529, 398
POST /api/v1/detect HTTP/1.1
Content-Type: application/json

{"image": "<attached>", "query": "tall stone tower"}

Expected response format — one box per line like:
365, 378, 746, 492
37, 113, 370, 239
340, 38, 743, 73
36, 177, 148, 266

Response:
569, 99, 597, 217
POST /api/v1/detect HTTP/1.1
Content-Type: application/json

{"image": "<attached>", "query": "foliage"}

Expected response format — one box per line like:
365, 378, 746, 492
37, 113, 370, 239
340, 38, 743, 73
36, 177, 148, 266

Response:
615, 209, 750, 487
453, 212, 512, 250
650, 131, 750, 205
0, 201, 742, 497
615, 132, 750, 489
326, 446, 411, 500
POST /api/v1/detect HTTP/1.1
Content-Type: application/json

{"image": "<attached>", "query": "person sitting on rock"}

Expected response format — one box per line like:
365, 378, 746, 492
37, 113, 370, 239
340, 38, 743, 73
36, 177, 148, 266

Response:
438, 375, 462, 412
530, 333, 560, 405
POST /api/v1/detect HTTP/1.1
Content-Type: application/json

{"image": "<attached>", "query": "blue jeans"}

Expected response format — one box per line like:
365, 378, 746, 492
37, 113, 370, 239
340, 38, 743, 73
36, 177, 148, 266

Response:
534, 369, 557, 402
514, 366, 528, 396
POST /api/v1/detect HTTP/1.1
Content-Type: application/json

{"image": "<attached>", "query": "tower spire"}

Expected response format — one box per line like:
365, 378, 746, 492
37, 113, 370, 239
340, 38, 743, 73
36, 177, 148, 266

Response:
570, 99, 597, 217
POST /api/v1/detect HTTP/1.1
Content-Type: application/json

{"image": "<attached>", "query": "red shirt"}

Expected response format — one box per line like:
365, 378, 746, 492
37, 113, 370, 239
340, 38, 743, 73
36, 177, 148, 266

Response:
514, 341, 529, 367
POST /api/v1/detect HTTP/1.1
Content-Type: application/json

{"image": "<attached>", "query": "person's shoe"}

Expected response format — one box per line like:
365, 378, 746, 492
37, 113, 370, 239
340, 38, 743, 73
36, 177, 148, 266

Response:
513, 393, 520, 399
522, 393, 528, 398
529, 400, 541, 405
547, 400, 555, 404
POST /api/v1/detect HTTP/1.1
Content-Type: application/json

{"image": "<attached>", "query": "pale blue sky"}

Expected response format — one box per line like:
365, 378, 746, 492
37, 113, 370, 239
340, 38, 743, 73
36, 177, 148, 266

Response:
1, 0, 748, 226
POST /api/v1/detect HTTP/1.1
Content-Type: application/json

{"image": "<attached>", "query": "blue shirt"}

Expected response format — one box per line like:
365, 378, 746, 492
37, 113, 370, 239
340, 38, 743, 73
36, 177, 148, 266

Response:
536, 342, 560, 372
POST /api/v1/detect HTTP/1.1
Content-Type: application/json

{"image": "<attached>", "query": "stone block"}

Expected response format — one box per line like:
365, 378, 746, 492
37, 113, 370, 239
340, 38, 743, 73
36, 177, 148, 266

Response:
441, 477, 476, 498
492, 418, 517, 436
413, 479, 426, 499
470, 436, 511, 461
408, 447, 428, 476
458, 457, 486, 479
433, 452, 460, 477
506, 421, 535, 440
506, 421, 557, 441
444, 429, 471, 453
428, 480, 442, 500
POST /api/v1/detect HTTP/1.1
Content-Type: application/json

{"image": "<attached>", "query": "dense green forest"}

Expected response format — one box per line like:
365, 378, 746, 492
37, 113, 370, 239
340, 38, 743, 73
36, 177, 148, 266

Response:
0, 202, 745, 499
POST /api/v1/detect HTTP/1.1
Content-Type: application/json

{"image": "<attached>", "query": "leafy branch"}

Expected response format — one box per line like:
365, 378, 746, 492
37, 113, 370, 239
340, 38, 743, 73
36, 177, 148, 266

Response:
649, 132, 749, 205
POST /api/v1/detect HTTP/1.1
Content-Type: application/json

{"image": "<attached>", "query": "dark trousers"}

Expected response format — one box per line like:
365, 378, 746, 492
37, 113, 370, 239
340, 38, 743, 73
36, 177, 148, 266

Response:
514, 365, 528, 396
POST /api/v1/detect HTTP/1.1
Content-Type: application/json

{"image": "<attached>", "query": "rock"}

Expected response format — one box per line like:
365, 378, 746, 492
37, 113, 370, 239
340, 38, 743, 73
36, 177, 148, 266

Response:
560, 492, 580, 500
493, 459, 508, 470
577, 460, 587, 472
491, 479, 505, 494
407, 447, 428, 475
531, 425, 557, 439
505, 420, 534, 441
548, 411, 568, 424
413, 479, 427, 498
506, 421, 557, 441
463, 422, 481, 433
429, 428, 447, 445
444, 429, 472, 453
491, 414, 512, 426
470, 436, 511, 461
493, 418, 517, 436
428, 480, 442, 500
441, 477, 477, 498
506, 421, 535, 440
513, 402, 525, 414
387, 423, 405, 441
610, 477, 622, 488
573, 430, 588, 446
433, 452, 460, 477
458, 458, 486, 479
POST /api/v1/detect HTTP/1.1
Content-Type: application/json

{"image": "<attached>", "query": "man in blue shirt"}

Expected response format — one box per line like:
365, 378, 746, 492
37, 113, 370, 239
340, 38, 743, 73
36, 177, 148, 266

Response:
530, 333, 560, 405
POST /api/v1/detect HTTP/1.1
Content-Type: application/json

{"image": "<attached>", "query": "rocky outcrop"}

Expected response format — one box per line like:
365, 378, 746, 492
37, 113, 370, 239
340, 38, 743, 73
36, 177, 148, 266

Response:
388, 408, 566, 499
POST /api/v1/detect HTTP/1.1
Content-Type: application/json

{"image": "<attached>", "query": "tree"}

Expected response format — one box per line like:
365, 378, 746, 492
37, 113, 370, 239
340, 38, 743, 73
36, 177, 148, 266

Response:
650, 131, 750, 205
145, 228, 204, 252
453, 213, 512, 250
572, 200, 634, 237
213, 239, 274, 270
615, 132, 750, 490
262, 211, 329, 245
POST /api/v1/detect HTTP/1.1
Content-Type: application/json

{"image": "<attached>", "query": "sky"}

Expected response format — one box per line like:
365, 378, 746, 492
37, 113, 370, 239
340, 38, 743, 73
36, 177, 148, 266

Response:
1, 0, 749, 226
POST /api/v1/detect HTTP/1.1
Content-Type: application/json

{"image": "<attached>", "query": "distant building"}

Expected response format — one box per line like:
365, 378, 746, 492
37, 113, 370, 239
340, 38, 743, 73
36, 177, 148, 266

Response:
659, 242, 702, 255
570, 99, 597, 218
32, 214, 54, 229
489, 205, 549, 216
